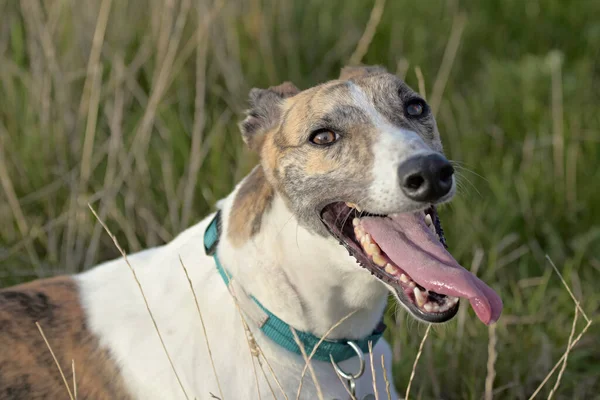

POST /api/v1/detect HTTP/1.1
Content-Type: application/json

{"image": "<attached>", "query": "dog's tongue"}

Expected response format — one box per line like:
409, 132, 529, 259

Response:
361, 213, 503, 325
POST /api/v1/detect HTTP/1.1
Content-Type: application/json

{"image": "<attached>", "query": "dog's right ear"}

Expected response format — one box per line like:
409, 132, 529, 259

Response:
239, 82, 299, 151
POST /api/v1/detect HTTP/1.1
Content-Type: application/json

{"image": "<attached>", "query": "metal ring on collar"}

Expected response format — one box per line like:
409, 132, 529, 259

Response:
330, 340, 365, 388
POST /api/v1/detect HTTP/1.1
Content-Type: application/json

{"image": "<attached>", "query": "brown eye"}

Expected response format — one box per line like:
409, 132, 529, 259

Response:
405, 99, 427, 117
309, 130, 339, 145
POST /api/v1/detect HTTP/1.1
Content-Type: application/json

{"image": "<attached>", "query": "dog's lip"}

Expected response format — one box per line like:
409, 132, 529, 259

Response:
318, 202, 460, 323
393, 285, 460, 322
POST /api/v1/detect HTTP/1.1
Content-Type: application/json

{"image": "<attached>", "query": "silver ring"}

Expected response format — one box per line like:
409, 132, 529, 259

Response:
329, 340, 365, 381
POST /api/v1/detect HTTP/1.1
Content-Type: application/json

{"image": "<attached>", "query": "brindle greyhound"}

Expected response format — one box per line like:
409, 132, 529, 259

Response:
0, 65, 502, 399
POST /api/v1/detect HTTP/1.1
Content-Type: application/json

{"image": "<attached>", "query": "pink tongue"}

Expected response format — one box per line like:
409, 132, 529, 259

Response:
361, 213, 503, 325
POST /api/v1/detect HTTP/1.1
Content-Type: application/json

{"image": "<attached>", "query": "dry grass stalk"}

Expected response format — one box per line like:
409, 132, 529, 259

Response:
484, 323, 498, 400
255, 344, 289, 400
545, 255, 590, 324
290, 327, 325, 400
179, 256, 224, 399
295, 310, 357, 399
84, 55, 126, 268
19, 0, 66, 108
405, 324, 432, 400
74, 62, 104, 271
331, 360, 357, 400
380, 355, 392, 400
255, 356, 279, 400
77, 0, 114, 120
179, 0, 210, 230
368, 340, 380, 400
219, 267, 286, 400
88, 204, 190, 400
35, 322, 75, 400
396, 58, 410, 80
549, 51, 565, 192
213, 267, 263, 400
565, 142, 579, 213
0, 133, 42, 273
132, 0, 192, 173
547, 307, 579, 399
429, 12, 467, 116
414, 67, 426, 99
72, 359, 78, 400
78, 61, 103, 190
348, 0, 387, 65
527, 256, 593, 399
250, 355, 263, 400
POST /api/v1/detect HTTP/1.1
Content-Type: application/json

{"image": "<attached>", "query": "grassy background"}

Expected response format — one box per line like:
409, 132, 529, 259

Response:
1, 0, 599, 398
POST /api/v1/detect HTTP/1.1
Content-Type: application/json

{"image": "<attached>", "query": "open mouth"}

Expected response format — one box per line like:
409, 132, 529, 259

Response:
320, 202, 502, 324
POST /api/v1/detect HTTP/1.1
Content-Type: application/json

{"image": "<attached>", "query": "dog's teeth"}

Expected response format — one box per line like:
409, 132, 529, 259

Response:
352, 218, 360, 227
432, 303, 440, 312
414, 287, 427, 307
424, 214, 433, 227
346, 202, 363, 212
366, 243, 380, 256
424, 302, 434, 312
399, 273, 409, 283
373, 254, 386, 267
354, 226, 366, 240
408, 281, 416, 288
384, 263, 396, 275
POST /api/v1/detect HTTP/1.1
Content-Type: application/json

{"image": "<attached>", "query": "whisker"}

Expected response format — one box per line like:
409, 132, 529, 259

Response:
454, 172, 482, 198
452, 164, 489, 184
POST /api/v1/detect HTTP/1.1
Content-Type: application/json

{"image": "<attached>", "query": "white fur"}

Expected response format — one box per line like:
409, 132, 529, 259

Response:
77, 181, 401, 399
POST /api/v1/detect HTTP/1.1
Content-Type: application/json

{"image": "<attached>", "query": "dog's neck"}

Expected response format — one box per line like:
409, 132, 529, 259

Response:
217, 167, 389, 340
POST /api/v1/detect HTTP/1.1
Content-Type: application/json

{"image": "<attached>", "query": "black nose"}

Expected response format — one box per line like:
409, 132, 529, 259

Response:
398, 154, 454, 202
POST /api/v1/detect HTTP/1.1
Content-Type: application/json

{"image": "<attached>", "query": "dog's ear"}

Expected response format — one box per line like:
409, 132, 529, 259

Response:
339, 65, 388, 80
239, 82, 300, 151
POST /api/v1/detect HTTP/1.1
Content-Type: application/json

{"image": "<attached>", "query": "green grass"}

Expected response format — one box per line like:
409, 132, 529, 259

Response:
1, 0, 599, 398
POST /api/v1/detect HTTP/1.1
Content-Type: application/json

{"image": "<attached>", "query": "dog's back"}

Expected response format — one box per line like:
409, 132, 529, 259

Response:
0, 277, 131, 399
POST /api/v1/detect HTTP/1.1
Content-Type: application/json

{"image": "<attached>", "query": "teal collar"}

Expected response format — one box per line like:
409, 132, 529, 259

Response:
204, 210, 386, 363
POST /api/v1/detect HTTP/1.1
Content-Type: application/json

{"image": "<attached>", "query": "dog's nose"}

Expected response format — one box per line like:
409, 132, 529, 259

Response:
398, 154, 454, 202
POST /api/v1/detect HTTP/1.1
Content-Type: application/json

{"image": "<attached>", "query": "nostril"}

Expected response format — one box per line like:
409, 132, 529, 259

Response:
405, 174, 425, 190
398, 153, 453, 202
439, 165, 454, 184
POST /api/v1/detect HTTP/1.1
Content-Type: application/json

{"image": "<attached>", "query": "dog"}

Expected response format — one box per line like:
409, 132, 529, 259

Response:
0, 65, 502, 399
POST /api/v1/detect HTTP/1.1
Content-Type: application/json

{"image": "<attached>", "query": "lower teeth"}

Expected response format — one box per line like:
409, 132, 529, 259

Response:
354, 217, 459, 313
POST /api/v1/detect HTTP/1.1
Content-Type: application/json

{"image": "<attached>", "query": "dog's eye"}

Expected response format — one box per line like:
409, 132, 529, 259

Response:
309, 130, 339, 146
405, 99, 427, 118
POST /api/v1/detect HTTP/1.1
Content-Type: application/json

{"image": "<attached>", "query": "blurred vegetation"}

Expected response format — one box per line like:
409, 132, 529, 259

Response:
0, 0, 599, 398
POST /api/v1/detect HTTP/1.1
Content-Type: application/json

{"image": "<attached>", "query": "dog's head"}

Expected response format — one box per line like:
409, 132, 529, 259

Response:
238, 65, 502, 325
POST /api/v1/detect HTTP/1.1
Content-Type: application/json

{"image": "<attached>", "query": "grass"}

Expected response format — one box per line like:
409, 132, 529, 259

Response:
0, 0, 599, 398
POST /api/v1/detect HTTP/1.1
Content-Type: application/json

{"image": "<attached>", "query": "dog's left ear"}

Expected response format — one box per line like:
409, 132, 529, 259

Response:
339, 65, 387, 80
240, 82, 300, 151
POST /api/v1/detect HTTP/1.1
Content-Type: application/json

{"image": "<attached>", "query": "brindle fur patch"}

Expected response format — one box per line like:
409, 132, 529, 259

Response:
227, 166, 274, 247
0, 276, 132, 400
257, 80, 378, 234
